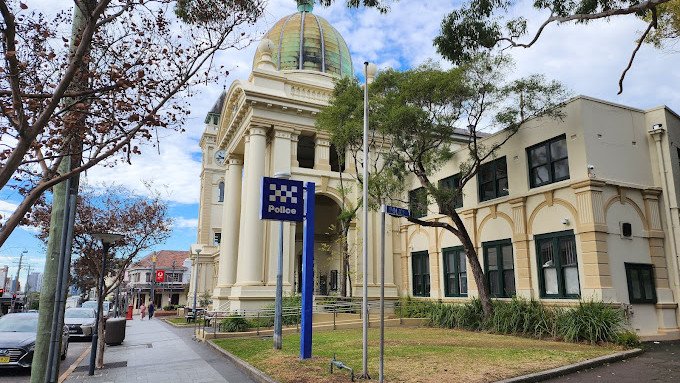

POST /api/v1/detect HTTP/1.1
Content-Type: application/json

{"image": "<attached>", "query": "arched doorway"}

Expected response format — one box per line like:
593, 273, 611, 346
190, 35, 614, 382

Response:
294, 194, 342, 296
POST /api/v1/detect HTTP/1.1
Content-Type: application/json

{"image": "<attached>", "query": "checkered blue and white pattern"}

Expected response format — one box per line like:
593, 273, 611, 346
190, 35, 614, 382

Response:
261, 176, 304, 222
269, 184, 298, 204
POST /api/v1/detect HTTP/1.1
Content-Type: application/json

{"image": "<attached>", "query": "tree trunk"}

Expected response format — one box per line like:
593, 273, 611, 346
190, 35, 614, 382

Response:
96, 314, 105, 368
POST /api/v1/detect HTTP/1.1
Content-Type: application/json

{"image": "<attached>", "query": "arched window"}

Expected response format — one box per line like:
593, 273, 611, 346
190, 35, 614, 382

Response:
218, 181, 225, 202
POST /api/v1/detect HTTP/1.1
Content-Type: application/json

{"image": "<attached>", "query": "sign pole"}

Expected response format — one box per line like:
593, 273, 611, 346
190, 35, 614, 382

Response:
273, 172, 291, 350
300, 182, 315, 359
361, 61, 370, 380
379, 205, 386, 383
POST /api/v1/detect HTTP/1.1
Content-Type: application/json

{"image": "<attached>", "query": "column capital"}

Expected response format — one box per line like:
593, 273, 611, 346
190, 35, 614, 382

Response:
248, 125, 268, 137
571, 179, 606, 193
227, 155, 244, 166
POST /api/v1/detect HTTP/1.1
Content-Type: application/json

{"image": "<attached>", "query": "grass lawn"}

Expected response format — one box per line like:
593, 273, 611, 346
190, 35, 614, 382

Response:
165, 317, 205, 326
213, 327, 622, 383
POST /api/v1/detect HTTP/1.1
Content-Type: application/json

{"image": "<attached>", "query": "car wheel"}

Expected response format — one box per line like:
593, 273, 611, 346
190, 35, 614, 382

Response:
61, 339, 68, 360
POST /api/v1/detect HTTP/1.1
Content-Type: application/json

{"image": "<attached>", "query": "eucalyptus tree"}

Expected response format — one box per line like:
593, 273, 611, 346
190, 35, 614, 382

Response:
317, 55, 567, 317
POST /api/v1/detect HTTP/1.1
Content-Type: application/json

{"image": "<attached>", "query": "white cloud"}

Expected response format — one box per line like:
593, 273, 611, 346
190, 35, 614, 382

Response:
0, 201, 18, 226
173, 217, 199, 229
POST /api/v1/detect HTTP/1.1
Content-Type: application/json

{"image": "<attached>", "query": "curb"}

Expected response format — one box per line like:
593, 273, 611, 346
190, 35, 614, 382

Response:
495, 348, 644, 383
162, 318, 195, 328
207, 340, 279, 383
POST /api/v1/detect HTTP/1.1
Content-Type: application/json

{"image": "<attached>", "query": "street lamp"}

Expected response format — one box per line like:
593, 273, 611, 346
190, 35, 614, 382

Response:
89, 232, 124, 376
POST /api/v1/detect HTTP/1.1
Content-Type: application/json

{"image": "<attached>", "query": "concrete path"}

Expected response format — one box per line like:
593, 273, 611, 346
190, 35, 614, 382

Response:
545, 340, 680, 382
63, 317, 256, 383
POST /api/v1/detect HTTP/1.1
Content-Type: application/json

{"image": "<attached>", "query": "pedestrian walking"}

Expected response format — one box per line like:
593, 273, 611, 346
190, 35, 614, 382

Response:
139, 303, 146, 320
148, 301, 155, 320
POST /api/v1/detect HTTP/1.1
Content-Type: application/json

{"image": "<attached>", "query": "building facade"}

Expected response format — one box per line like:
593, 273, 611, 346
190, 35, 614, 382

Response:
191, 0, 680, 338
127, 250, 190, 309
25, 272, 42, 294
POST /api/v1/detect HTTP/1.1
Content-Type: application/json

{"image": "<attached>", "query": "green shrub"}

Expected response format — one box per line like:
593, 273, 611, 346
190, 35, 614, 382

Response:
221, 316, 250, 332
163, 304, 177, 311
262, 294, 301, 326
615, 330, 641, 347
398, 296, 629, 345
557, 301, 624, 343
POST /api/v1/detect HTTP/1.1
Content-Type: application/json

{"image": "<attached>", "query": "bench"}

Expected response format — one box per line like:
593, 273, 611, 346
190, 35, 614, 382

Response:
203, 311, 230, 326
184, 308, 205, 323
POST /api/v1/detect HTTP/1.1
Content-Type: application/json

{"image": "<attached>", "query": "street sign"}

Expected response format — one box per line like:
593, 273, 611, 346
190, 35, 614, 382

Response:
385, 205, 410, 218
261, 177, 304, 222
155, 270, 165, 283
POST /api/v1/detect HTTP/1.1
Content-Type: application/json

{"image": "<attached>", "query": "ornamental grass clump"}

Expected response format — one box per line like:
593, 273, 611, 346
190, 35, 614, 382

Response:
220, 316, 250, 332
556, 300, 624, 343
397, 297, 631, 345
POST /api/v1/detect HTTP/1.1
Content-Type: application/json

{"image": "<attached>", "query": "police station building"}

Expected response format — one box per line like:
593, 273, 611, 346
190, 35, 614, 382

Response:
190, 0, 680, 339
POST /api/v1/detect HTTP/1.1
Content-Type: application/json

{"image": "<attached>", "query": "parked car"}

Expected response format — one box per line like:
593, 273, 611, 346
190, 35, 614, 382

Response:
0, 312, 68, 368
64, 308, 97, 338
81, 300, 112, 319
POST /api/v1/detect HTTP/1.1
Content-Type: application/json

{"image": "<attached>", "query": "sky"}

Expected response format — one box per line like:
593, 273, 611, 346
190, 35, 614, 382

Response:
1, 0, 679, 289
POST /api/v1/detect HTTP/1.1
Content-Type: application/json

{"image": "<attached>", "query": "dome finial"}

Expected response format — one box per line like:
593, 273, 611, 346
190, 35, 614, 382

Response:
296, 0, 313, 12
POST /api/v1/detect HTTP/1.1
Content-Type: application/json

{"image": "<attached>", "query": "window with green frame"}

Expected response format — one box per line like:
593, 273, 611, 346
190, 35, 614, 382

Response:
625, 263, 657, 304
478, 157, 509, 202
482, 240, 515, 297
443, 247, 467, 297
411, 251, 430, 297
535, 230, 580, 298
439, 174, 463, 213
527, 135, 570, 188
409, 187, 428, 218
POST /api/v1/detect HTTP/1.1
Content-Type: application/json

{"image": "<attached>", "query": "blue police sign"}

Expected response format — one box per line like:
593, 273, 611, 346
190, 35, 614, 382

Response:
261, 177, 304, 222
385, 205, 410, 218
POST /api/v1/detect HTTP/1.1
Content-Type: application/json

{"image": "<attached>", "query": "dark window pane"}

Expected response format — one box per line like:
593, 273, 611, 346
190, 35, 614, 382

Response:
496, 158, 507, 177
489, 270, 499, 296
424, 274, 430, 296
459, 253, 466, 272
497, 177, 509, 196
539, 241, 554, 267
481, 182, 495, 201
560, 237, 577, 266
503, 270, 515, 296
530, 145, 548, 167
502, 245, 513, 270
550, 138, 568, 160
532, 165, 550, 186
640, 269, 654, 299
460, 273, 467, 294
553, 158, 570, 180
630, 269, 642, 300
486, 248, 498, 270
479, 165, 494, 183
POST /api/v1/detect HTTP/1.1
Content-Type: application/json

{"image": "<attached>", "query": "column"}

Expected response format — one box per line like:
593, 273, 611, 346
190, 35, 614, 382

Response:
235, 126, 268, 285
267, 127, 294, 285
572, 179, 613, 300
214, 156, 243, 298
314, 133, 331, 171
510, 197, 532, 298
291, 130, 300, 167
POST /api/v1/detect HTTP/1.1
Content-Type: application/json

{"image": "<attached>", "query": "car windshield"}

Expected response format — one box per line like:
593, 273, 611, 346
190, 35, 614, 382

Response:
0, 314, 39, 332
65, 308, 95, 318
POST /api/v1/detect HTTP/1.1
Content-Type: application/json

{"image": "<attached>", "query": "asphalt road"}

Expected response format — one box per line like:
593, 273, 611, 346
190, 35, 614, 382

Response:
0, 338, 90, 382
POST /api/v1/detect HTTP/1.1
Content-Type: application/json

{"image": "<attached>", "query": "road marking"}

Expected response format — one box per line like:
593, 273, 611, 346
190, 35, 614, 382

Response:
58, 345, 91, 383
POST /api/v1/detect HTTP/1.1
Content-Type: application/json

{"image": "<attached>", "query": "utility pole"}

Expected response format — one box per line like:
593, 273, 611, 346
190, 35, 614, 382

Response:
31, 2, 92, 381
10, 251, 27, 313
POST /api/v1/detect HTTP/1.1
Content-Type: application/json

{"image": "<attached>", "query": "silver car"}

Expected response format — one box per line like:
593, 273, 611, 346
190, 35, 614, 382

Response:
81, 301, 111, 319
0, 313, 68, 368
64, 308, 96, 338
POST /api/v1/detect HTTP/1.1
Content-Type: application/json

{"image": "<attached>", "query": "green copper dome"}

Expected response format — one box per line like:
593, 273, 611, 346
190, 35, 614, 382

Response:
256, 1, 353, 78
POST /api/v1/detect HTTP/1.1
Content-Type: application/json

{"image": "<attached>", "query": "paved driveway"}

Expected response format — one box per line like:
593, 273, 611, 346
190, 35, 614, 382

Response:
545, 340, 680, 383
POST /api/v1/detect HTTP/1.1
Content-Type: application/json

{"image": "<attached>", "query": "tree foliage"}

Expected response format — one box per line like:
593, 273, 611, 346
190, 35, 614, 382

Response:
0, 0, 264, 246
434, 0, 676, 94
645, 0, 680, 48
317, 55, 568, 317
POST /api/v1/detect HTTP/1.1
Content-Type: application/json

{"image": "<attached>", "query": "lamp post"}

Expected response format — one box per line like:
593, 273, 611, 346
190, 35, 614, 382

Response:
89, 232, 124, 376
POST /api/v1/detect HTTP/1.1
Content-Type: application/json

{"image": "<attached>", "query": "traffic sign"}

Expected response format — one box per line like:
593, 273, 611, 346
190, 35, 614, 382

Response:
261, 177, 304, 222
155, 270, 165, 282
385, 205, 410, 218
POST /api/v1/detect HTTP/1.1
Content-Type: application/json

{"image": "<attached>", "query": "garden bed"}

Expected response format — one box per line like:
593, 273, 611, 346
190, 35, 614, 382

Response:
213, 327, 623, 383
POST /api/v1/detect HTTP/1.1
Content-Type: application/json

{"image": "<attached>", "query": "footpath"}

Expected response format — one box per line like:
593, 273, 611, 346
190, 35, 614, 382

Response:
63, 317, 255, 383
